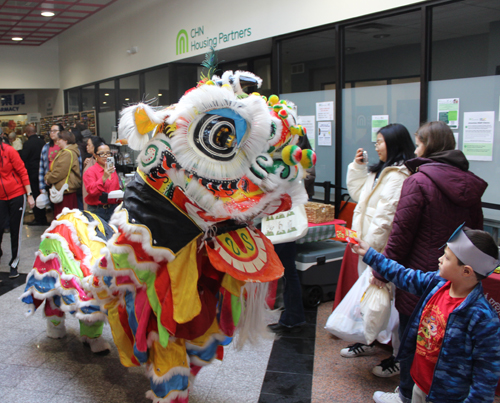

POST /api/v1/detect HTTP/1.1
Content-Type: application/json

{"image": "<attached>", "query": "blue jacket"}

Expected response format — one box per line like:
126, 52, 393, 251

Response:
364, 248, 500, 403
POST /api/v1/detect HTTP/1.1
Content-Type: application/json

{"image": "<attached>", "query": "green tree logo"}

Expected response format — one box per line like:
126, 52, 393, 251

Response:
176, 29, 189, 55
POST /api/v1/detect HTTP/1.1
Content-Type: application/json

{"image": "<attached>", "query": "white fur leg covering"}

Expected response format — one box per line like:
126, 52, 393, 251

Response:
81, 335, 111, 353
46, 317, 66, 339
234, 282, 273, 350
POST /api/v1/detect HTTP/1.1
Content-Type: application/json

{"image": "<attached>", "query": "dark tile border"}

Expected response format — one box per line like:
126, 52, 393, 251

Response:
259, 307, 317, 402
0, 273, 27, 297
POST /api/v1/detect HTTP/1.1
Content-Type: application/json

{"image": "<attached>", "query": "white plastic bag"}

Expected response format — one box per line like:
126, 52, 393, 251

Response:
360, 283, 391, 345
325, 269, 399, 345
325, 268, 370, 343
36, 192, 50, 209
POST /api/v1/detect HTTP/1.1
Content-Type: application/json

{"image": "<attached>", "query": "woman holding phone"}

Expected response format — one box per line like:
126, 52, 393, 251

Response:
334, 123, 415, 375
82, 142, 120, 221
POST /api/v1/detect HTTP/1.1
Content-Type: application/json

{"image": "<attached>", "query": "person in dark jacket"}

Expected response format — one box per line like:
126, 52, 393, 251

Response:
372, 121, 487, 403
0, 142, 35, 278
21, 124, 48, 226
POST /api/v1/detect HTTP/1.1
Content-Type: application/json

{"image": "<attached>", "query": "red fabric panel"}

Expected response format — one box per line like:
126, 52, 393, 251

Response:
332, 245, 359, 310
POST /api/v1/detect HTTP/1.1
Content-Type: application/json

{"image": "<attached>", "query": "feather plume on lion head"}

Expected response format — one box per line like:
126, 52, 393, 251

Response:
118, 71, 316, 230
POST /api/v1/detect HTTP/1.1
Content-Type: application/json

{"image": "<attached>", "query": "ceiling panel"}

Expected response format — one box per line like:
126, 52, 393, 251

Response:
0, 0, 118, 45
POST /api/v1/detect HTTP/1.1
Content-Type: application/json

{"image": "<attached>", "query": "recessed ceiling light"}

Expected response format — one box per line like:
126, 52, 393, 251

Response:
103, 101, 107, 104
158, 93, 163, 96
12, 37, 23, 41
104, 93, 109, 96
373, 34, 390, 39
41, 11, 55, 17
124, 98, 130, 101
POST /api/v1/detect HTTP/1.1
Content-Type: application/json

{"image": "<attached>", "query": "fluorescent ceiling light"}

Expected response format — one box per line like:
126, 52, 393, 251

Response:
41, 11, 55, 17
12, 37, 23, 41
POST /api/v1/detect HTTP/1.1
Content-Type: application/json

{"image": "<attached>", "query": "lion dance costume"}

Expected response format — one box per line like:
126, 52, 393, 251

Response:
21, 69, 316, 402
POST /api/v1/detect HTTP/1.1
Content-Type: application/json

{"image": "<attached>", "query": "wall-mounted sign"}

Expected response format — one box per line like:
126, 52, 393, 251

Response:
0, 93, 25, 113
27, 113, 41, 123
0, 91, 38, 115
176, 25, 252, 55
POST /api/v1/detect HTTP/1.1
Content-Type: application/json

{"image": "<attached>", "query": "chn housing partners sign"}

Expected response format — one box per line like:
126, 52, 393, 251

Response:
176, 26, 252, 55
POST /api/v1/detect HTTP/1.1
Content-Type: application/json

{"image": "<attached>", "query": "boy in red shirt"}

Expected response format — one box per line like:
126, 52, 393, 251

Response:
350, 225, 500, 403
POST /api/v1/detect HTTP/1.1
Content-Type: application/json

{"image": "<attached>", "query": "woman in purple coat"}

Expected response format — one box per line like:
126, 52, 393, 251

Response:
372, 121, 487, 403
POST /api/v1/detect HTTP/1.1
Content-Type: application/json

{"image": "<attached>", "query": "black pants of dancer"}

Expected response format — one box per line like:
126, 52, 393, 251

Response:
0, 194, 26, 268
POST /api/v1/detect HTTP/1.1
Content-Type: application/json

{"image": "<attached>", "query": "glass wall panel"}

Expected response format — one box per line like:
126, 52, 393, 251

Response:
82, 84, 95, 112
171, 64, 199, 102
280, 29, 336, 94
342, 82, 420, 185
429, 0, 500, 220
253, 57, 272, 98
144, 66, 169, 106
120, 74, 140, 108
98, 80, 116, 143
67, 89, 79, 113
279, 29, 336, 200
342, 11, 421, 191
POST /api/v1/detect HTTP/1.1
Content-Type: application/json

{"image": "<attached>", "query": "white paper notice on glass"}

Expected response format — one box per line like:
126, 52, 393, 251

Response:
316, 102, 334, 121
318, 122, 332, 146
453, 132, 459, 150
371, 115, 389, 142
437, 98, 459, 129
297, 115, 316, 150
463, 111, 495, 161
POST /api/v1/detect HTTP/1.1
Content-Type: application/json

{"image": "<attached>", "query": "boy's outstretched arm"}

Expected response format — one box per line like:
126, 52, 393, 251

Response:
350, 238, 436, 297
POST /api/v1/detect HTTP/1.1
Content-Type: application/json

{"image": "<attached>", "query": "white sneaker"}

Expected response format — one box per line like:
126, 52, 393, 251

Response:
340, 343, 376, 358
373, 387, 403, 403
372, 356, 400, 377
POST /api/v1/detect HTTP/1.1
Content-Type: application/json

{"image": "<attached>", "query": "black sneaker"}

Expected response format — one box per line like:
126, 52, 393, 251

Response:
372, 355, 400, 377
9, 267, 19, 279
268, 322, 303, 335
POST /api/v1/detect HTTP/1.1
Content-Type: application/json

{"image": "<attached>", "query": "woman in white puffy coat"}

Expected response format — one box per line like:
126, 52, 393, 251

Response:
339, 123, 415, 373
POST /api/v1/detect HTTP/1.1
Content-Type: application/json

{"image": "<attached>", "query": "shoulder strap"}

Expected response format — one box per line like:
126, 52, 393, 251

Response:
63, 149, 74, 184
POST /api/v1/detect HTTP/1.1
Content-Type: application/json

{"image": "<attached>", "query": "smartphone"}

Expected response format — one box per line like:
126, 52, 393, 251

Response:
362, 150, 369, 164
106, 156, 114, 170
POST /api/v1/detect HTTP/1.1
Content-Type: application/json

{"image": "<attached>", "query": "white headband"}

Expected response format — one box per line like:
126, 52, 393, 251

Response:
447, 225, 500, 276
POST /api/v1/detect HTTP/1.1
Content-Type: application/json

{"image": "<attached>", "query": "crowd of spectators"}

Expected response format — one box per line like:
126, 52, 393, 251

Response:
0, 122, 121, 280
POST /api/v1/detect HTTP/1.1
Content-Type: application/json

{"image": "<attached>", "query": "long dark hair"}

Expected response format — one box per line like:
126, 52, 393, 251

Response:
368, 123, 415, 174
89, 136, 107, 151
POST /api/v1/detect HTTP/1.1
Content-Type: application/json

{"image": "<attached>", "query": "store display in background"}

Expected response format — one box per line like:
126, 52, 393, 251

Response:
0, 115, 28, 136
39, 110, 96, 137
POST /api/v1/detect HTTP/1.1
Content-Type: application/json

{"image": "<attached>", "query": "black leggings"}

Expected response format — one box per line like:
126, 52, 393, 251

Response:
0, 194, 26, 268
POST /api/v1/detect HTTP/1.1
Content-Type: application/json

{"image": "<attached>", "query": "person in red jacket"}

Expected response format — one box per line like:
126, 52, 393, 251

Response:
0, 142, 35, 279
372, 121, 487, 403
83, 142, 120, 222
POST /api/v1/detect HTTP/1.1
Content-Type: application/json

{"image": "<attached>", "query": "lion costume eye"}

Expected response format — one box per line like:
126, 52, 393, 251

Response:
193, 114, 238, 161
191, 108, 248, 161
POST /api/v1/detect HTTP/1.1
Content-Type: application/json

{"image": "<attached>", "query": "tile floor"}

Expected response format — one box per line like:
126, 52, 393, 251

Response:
1, 213, 500, 402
